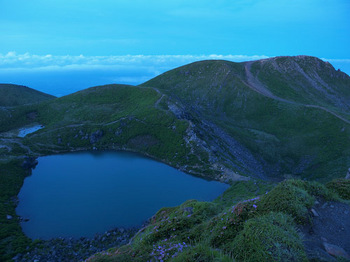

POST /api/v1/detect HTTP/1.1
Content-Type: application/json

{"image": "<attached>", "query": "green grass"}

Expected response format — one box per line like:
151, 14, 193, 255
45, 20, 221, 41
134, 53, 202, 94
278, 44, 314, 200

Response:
257, 180, 315, 224
0, 160, 31, 261
0, 84, 55, 107
89, 178, 349, 262
10, 84, 213, 177
230, 212, 308, 262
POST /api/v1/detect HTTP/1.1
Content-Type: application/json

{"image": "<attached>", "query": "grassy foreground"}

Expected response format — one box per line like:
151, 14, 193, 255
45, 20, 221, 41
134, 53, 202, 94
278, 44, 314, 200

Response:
86, 179, 350, 262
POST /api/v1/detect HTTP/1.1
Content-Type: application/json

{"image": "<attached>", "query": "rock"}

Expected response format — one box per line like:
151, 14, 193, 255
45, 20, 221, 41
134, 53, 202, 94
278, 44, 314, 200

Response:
182, 207, 193, 215
21, 157, 38, 170
6, 214, 13, 220
115, 128, 122, 136
323, 242, 350, 259
90, 130, 104, 144
346, 168, 350, 179
311, 208, 319, 217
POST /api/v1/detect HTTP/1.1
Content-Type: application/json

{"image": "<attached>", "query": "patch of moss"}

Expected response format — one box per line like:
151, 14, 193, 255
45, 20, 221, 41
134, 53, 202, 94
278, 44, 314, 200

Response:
257, 180, 315, 224
230, 212, 308, 262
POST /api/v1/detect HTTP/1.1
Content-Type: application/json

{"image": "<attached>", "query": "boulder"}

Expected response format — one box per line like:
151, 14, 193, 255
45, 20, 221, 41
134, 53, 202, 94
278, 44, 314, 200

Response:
323, 242, 350, 259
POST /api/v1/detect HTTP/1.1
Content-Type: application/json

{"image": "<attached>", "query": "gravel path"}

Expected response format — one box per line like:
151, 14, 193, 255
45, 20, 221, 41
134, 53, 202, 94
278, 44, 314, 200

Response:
300, 200, 350, 261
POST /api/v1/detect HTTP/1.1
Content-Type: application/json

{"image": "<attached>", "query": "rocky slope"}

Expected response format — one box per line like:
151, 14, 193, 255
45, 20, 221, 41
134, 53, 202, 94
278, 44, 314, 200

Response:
142, 56, 350, 180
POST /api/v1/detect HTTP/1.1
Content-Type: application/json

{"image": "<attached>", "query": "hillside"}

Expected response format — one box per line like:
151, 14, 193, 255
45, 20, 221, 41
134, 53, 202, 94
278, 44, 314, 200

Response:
1, 55, 350, 261
141, 56, 350, 181
1, 84, 219, 178
0, 84, 55, 107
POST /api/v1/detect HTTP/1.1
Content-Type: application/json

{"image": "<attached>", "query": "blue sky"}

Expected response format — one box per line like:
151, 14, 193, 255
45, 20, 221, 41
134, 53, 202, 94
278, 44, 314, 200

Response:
0, 0, 349, 96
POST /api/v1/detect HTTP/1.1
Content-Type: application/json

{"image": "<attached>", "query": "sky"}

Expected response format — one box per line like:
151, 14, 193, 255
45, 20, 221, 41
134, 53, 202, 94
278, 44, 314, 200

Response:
0, 0, 349, 96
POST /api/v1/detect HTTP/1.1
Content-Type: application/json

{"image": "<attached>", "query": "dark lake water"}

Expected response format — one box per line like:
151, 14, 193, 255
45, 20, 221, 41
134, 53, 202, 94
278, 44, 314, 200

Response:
16, 151, 229, 239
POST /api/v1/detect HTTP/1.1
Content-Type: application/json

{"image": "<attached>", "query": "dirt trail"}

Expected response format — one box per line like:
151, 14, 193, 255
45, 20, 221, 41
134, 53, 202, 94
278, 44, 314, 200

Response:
300, 200, 350, 261
154, 94, 165, 108
244, 61, 350, 125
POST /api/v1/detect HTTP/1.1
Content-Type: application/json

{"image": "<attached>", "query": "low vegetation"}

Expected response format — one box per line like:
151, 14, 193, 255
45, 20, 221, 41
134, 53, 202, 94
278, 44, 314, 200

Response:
87, 179, 349, 262
0, 84, 55, 107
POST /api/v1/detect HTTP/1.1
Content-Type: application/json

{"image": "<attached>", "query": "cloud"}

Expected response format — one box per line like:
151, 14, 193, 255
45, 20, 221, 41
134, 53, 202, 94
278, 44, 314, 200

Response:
0, 52, 269, 74
321, 58, 350, 63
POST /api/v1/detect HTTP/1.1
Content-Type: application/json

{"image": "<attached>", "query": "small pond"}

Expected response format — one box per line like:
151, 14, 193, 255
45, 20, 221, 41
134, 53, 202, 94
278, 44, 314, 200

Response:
16, 151, 229, 239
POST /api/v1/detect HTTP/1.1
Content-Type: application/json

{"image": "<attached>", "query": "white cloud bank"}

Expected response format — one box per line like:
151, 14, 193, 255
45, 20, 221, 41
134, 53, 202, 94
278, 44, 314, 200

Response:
0, 52, 269, 74
1, 52, 349, 97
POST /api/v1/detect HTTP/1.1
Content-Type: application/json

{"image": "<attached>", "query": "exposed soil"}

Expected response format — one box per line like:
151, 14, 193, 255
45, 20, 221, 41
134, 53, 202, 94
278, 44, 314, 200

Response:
300, 199, 350, 261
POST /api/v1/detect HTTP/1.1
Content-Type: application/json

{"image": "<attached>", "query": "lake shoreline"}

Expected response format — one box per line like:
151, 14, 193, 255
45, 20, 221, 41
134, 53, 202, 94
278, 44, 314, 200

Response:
13, 226, 140, 262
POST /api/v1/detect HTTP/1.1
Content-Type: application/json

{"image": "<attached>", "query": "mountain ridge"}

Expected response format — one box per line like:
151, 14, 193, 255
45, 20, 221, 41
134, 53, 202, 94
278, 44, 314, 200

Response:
0, 84, 56, 107
1, 55, 350, 181
1, 55, 350, 261
141, 55, 350, 180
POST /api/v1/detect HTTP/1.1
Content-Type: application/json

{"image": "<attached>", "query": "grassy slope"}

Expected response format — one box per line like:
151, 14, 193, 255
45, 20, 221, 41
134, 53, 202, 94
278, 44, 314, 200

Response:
87, 178, 350, 262
19, 84, 211, 176
251, 56, 350, 114
0, 84, 55, 107
141, 58, 350, 180
0, 161, 31, 261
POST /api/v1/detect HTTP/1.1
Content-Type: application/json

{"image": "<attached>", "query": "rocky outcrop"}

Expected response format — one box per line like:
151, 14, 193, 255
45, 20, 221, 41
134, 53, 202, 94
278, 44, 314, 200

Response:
13, 227, 138, 262
21, 157, 38, 170
90, 130, 104, 144
345, 168, 350, 179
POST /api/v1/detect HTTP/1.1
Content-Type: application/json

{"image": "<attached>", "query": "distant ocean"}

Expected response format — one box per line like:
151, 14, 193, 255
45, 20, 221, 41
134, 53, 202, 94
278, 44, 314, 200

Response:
0, 69, 156, 97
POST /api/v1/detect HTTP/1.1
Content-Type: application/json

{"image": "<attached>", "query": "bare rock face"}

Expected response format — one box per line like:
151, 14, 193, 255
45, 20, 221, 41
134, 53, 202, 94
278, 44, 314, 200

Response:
345, 168, 350, 179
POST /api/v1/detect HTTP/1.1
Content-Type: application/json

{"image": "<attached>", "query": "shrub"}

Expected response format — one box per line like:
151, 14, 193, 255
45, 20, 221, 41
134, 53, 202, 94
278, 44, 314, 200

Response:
208, 199, 259, 249
141, 200, 220, 244
230, 212, 308, 262
257, 180, 315, 224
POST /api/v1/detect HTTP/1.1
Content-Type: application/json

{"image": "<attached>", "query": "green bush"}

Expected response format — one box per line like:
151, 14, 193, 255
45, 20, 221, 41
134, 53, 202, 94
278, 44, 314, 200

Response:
230, 212, 308, 262
257, 180, 315, 224
208, 200, 258, 249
